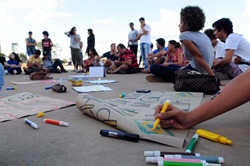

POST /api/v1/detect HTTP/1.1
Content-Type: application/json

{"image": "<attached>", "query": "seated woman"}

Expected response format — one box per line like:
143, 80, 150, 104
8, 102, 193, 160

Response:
146, 6, 214, 82
83, 47, 100, 72
146, 40, 185, 82
5, 53, 22, 75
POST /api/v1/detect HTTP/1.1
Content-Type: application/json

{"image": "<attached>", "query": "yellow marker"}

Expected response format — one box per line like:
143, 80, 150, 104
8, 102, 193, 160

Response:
196, 129, 232, 145
152, 100, 170, 131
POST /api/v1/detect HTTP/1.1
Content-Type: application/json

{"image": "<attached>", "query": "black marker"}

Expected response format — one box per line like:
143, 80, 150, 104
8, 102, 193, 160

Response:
100, 129, 140, 142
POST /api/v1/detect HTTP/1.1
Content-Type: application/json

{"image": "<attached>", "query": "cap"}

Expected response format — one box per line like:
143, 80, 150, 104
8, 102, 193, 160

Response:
218, 157, 224, 164
59, 121, 69, 127
145, 157, 162, 163
144, 151, 154, 157
124, 133, 140, 142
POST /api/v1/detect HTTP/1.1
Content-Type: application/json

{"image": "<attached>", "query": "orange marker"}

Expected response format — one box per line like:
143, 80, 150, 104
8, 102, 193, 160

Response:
44, 118, 69, 127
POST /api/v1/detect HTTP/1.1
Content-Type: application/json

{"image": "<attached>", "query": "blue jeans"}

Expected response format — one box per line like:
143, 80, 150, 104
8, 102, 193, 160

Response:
150, 64, 181, 82
0, 64, 4, 91
140, 43, 150, 69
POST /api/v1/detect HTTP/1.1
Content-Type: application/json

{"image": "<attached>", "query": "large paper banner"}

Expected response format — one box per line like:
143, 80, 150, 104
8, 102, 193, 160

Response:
76, 91, 203, 148
0, 92, 75, 122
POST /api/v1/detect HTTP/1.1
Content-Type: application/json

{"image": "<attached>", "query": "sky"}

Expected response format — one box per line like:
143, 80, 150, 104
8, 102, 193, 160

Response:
0, 0, 250, 60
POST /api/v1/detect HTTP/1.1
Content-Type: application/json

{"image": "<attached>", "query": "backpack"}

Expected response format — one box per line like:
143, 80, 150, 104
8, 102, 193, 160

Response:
29, 69, 52, 80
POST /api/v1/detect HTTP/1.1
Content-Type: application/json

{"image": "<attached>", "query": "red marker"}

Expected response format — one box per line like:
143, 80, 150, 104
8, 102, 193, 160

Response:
44, 118, 69, 127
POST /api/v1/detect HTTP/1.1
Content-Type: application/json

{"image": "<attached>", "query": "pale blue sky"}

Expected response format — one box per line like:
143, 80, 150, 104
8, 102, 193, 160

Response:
0, 0, 250, 59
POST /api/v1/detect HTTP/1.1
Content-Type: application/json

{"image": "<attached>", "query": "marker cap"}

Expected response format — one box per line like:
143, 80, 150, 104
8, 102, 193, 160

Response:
31, 123, 39, 129
218, 157, 224, 164
157, 160, 164, 166
144, 151, 154, 157
124, 133, 140, 142
145, 157, 162, 163
59, 121, 69, 127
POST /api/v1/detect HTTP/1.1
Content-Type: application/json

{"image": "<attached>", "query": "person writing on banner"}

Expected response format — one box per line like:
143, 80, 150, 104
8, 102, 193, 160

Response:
154, 67, 250, 129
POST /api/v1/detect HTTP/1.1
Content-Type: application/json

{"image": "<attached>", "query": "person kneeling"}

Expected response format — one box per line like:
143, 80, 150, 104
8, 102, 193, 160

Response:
42, 51, 68, 73
107, 43, 139, 74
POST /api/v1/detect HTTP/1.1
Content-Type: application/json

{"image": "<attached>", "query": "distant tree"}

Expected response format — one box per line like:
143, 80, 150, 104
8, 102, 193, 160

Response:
19, 53, 27, 62
36, 41, 42, 50
0, 53, 6, 57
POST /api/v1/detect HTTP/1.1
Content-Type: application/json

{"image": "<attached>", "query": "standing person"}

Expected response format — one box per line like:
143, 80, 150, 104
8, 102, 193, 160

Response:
5, 53, 22, 75
42, 31, 53, 59
64, 27, 82, 72
79, 41, 84, 69
212, 18, 250, 78
128, 22, 138, 57
25, 31, 37, 57
85, 29, 95, 56
137, 17, 151, 72
179, 6, 214, 76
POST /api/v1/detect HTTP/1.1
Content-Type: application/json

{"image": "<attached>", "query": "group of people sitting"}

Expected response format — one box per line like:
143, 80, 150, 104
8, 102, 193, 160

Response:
0, 50, 68, 76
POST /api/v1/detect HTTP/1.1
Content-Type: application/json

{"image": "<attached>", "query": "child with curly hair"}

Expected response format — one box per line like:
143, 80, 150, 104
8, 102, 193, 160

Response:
179, 6, 214, 76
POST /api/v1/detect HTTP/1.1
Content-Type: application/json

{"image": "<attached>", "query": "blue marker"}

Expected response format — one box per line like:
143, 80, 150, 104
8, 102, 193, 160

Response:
24, 118, 39, 129
6, 87, 17, 90
45, 86, 52, 90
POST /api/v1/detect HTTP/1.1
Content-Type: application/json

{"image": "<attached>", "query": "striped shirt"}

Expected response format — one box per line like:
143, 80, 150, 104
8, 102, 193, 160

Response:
119, 49, 139, 68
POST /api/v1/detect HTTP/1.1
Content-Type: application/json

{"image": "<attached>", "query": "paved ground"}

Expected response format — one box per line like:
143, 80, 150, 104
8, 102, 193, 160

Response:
0, 67, 250, 166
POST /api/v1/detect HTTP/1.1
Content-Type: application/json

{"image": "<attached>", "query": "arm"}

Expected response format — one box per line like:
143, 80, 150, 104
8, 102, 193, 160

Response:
165, 52, 184, 66
154, 68, 250, 129
150, 50, 167, 59
213, 49, 234, 69
182, 40, 214, 76
64, 32, 69, 36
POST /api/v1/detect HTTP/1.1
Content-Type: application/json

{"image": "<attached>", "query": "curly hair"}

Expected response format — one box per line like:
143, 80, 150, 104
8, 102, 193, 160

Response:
180, 6, 205, 31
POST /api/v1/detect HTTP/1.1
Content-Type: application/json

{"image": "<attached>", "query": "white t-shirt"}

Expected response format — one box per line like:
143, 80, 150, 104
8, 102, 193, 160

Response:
225, 33, 250, 72
139, 24, 151, 44
214, 40, 225, 59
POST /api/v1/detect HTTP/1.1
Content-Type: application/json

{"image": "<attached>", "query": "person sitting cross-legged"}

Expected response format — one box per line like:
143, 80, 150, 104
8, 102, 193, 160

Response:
142, 38, 168, 73
42, 51, 68, 73
146, 40, 185, 82
5, 52, 22, 75
23, 49, 43, 75
98, 43, 119, 68
106, 43, 139, 74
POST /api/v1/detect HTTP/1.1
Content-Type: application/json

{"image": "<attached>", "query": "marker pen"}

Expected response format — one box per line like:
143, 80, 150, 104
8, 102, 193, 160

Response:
100, 129, 139, 142
185, 134, 199, 153
44, 118, 69, 127
158, 160, 221, 166
152, 100, 170, 131
45, 86, 52, 90
6, 87, 17, 90
24, 118, 39, 129
164, 155, 224, 164
144, 151, 200, 157
196, 129, 232, 145
146, 156, 203, 164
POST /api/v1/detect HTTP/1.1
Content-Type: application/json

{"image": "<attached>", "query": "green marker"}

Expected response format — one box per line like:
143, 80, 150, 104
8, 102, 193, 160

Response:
185, 134, 199, 153
158, 160, 220, 166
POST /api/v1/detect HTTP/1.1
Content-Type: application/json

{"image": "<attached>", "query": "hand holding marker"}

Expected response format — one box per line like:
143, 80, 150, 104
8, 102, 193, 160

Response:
152, 100, 170, 131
